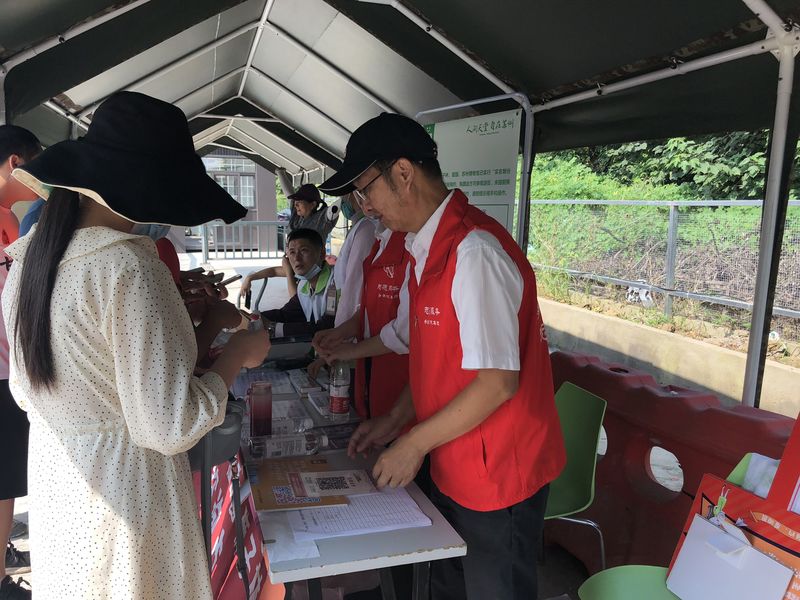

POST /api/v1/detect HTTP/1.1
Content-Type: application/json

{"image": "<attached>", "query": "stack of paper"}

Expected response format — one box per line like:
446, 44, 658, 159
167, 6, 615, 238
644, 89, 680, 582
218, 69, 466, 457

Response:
287, 487, 432, 542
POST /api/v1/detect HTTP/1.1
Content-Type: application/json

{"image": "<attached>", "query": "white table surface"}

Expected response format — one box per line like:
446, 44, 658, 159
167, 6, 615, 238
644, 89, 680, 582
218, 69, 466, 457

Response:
259, 451, 467, 584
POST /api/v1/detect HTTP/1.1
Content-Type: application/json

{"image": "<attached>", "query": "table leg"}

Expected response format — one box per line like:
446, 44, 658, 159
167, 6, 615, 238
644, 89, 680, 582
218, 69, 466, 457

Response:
307, 579, 323, 600
412, 562, 430, 600
379, 568, 397, 600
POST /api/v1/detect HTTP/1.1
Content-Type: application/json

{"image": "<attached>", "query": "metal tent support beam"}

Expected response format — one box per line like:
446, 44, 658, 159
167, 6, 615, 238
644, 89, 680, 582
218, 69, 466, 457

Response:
237, 0, 277, 96
532, 37, 785, 114
77, 20, 260, 121
42, 100, 89, 131
0, 0, 153, 124
359, 0, 513, 94
416, 92, 535, 249
228, 125, 303, 170
197, 114, 280, 122
740, 0, 799, 407
236, 96, 345, 160
249, 67, 352, 137
262, 21, 399, 113
742, 46, 798, 407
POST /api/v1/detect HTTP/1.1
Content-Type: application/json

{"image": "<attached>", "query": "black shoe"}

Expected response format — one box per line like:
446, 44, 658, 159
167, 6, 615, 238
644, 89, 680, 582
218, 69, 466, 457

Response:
0, 575, 31, 600
9, 521, 27, 540
4, 544, 30, 575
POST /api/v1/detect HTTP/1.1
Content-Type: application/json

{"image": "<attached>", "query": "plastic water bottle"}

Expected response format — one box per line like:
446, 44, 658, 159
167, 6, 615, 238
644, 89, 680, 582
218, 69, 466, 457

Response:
250, 432, 329, 459
328, 361, 350, 422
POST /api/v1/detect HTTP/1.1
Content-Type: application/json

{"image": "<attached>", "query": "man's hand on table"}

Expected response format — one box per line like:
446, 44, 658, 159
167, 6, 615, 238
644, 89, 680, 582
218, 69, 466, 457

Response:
318, 341, 357, 365
348, 413, 405, 458
372, 435, 425, 489
312, 328, 347, 353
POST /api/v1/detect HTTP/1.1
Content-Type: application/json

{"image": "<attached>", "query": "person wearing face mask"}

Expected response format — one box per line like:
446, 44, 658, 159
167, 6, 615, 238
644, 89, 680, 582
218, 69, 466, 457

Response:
241, 185, 342, 305
259, 228, 336, 338
287, 183, 339, 241
3, 92, 270, 600
312, 194, 411, 421
305, 194, 377, 377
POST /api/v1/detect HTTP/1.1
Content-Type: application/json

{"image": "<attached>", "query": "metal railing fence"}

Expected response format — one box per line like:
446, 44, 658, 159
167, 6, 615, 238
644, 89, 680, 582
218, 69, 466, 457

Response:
201, 221, 287, 261
528, 199, 800, 320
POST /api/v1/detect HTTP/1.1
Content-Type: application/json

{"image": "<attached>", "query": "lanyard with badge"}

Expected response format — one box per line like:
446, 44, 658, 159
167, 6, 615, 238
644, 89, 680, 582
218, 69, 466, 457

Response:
325, 279, 338, 317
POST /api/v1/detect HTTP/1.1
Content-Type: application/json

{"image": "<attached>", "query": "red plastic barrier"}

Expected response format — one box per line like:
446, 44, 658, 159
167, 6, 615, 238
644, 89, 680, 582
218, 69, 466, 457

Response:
547, 351, 795, 574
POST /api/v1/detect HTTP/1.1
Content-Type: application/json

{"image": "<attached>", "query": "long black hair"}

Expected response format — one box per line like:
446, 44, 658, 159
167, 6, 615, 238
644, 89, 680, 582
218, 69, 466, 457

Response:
14, 187, 81, 389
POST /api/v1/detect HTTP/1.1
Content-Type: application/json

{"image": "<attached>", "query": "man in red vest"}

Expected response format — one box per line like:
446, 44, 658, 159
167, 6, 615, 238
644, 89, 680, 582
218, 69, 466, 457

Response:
320, 114, 565, 600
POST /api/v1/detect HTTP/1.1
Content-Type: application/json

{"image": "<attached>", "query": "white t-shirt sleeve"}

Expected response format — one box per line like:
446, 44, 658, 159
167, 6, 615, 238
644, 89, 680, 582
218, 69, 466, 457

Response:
379, 262, 411, 355
334, 220, 376, 327
452, 230, 523, 371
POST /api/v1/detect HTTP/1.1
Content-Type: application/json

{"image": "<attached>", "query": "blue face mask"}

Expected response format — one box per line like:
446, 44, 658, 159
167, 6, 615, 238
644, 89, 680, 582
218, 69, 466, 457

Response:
295, 263, 323, 281
131, 223, 170, 241
341, 201, 356, 220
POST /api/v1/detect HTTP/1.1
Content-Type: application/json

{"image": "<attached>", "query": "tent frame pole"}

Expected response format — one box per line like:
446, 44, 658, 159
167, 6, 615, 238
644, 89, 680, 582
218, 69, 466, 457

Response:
740, 0, 799, 407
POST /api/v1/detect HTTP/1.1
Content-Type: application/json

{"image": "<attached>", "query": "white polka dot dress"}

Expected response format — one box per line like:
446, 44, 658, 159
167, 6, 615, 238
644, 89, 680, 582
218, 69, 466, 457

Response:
2, 226, 229, 600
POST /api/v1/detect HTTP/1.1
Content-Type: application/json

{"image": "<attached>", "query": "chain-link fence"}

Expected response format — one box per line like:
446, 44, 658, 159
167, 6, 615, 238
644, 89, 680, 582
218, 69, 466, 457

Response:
528, 200, 800, 355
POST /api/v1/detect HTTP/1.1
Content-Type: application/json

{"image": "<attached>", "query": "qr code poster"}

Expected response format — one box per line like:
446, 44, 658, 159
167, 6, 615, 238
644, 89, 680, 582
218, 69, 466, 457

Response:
289, 470, 376, 498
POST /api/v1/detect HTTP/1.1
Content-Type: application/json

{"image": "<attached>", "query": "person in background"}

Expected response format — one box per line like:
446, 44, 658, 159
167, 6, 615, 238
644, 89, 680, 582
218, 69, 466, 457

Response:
321, 113, 566, 600
306, 193, 375, 377
3, 92, 268, 600
0, 124, 41, 600
260, 228, 336, 339
240, 185, 343, 305
288, 183, 339, 240
313, 193, 410, 420
17, 200, 43, 238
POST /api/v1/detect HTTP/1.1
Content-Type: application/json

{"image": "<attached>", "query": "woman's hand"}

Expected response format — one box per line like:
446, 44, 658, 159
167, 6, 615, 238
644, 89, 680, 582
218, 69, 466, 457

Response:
206, 300, 245, 330
227, 328, 270, 368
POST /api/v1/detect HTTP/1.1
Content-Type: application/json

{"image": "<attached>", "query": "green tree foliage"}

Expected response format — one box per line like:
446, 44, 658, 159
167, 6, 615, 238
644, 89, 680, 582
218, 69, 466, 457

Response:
561, 131, 800, 200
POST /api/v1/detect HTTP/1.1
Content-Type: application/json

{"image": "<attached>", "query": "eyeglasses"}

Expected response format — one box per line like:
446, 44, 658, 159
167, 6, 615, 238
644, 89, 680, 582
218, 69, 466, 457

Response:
353, 160, 396, 205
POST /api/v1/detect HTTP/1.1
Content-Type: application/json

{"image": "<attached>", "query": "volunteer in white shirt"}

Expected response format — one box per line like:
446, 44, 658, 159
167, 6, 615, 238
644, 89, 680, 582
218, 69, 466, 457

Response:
320, 113, 565, 600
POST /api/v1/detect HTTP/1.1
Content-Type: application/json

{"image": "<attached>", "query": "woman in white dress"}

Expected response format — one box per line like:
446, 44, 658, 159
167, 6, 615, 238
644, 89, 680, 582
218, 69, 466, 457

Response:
1, 92, 268, 599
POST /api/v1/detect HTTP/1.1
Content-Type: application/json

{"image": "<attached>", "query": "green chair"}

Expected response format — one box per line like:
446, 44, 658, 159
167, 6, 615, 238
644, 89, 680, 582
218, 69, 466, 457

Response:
578, 565, 679, 600
726, 452, 753, 486
545, 382, 608, 570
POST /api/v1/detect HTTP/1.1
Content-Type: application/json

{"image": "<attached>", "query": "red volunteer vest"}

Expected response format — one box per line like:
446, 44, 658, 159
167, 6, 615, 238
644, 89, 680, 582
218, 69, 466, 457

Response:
354, 231, 411, 419
409, 190, 565, 511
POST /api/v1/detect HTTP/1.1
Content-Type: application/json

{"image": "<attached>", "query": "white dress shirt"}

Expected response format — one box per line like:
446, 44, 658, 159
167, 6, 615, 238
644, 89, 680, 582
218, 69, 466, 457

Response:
406, 191, 523, 371
333, 216, 378, 327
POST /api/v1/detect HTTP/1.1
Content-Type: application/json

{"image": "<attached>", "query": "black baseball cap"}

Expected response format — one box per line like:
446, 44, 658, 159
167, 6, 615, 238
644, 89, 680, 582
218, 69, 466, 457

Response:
319, 112, 438, 196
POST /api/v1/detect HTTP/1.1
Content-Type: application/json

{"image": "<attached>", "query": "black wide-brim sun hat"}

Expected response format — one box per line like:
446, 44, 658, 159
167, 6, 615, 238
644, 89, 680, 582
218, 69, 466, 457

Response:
12, 91, 246, 226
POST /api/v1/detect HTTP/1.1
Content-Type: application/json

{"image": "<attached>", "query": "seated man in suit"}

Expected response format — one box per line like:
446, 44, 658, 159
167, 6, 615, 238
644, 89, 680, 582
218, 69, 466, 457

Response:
260, 228, 336, 338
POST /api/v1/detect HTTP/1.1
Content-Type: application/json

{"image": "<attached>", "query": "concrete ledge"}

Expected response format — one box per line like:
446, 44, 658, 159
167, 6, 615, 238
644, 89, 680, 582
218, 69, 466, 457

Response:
540, 298, 800, 418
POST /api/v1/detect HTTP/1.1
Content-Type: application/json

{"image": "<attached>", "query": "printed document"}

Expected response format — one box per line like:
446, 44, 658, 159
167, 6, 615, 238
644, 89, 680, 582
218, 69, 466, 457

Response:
288, 487, 432, 542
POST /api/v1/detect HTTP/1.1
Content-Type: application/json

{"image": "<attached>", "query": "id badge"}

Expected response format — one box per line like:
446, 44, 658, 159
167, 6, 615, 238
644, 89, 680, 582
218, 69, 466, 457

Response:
325, 283, 338, 316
